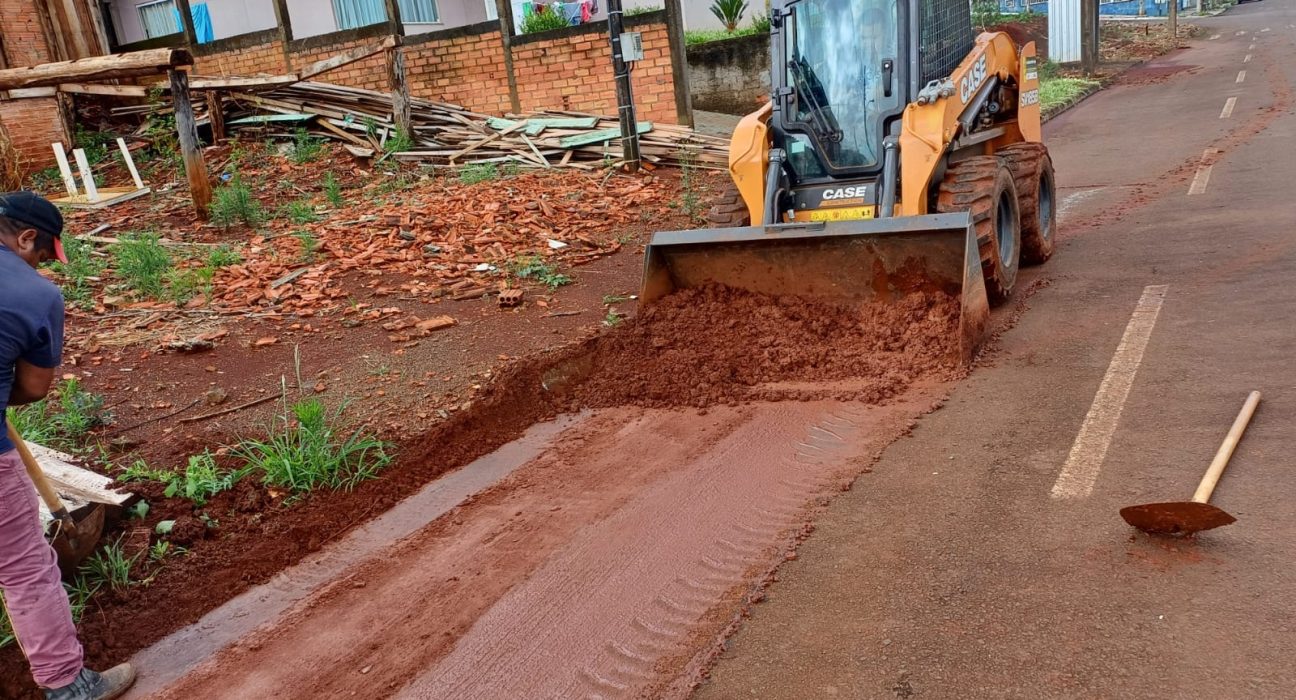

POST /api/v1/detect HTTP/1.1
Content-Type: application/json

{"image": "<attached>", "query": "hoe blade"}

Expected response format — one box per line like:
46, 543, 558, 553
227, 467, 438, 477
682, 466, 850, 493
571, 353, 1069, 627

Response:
640, 213, 991, 363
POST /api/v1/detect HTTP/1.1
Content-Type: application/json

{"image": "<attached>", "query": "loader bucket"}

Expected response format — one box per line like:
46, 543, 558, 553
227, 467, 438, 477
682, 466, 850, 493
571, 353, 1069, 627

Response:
640, 213, 991, 364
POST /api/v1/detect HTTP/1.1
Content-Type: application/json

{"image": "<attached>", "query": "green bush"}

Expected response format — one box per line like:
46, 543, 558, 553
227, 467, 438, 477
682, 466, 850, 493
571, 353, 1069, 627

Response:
211, 178, 265, 228
111, 232, 172, 299
520, 8, 571, 34
235, 400, 391, 494
163, 452, 249, 506
710, 0, 748, 31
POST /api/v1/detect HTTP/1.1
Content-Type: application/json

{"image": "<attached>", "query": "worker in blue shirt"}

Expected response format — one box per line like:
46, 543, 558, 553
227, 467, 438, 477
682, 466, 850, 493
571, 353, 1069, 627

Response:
0, 192, 136, 700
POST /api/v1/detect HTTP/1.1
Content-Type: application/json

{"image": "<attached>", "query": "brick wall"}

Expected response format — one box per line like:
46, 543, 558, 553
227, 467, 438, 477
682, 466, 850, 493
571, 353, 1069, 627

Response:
0, 97, 65, 173
512, 18, 678, 124
404, 27, 512, 116
190, 15, 681, 123
0, 0, 54, 67
193, 39, 287, 76
0, 0, 64, 174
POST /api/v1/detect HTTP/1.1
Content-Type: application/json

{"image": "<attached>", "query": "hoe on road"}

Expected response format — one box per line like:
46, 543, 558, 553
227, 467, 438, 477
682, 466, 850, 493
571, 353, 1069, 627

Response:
1121, 391, 1262, 536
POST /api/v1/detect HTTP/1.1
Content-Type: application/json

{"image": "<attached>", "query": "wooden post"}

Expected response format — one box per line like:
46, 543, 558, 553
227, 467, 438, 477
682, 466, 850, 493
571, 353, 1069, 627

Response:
381, 0, 404, 35
173, 0, 198, 46
1168, 0, 1177, 39
1080, 0, 1097, 76
386, 45, 411, 138
169, 69, 210, 218
270, 0, 294, 71
206, 90, 225, 142
493, 0, 521, 114
662, 0, 693, 127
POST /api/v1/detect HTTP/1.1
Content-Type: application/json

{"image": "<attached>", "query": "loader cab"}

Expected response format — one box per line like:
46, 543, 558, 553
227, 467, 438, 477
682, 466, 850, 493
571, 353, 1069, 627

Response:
771, 0, 909, 185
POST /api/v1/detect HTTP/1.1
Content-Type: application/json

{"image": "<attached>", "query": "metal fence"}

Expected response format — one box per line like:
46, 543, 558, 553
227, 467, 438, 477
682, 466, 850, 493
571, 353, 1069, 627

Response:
921, 0, 976, 85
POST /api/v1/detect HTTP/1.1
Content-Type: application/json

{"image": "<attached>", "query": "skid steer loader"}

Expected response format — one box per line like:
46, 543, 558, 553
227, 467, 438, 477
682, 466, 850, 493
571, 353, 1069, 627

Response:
641, 0, 1056, 362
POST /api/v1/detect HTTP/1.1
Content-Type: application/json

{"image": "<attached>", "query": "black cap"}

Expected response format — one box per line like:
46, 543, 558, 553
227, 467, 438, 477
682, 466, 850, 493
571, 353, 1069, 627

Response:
0, 191, 66, 263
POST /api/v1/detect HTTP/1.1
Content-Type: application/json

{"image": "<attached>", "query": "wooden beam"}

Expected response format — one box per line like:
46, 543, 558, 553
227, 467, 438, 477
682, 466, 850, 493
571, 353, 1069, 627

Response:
493, 0, 521, 114
0, 48, 192, 90
387, 46, 411, 137
662, 0, 693, 127
173, 0, 198, 47
270, 0, 293, 71
190, 75, 296, 90
206, 91, 225, 142
58, 82, 150, 96
299, 37, 395, 81
170, 69, 210, 218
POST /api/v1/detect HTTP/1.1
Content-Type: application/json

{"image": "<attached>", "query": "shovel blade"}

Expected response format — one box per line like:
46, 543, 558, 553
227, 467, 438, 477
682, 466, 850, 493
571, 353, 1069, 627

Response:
1120, 501, 1236, 536
51, 505, 106, 576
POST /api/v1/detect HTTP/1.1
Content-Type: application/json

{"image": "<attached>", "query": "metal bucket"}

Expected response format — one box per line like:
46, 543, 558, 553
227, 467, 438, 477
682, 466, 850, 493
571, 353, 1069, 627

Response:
640, 213, 991, 363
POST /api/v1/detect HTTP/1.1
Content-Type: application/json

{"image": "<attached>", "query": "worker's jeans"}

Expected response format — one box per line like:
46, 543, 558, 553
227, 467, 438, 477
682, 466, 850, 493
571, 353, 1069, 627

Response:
0, 448, 83, 688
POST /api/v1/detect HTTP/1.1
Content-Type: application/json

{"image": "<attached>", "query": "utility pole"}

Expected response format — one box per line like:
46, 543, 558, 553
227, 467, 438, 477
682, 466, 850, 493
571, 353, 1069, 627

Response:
606, 0, 641, 171
1080, 0, 1098, 76
1168, 0, 1177, 39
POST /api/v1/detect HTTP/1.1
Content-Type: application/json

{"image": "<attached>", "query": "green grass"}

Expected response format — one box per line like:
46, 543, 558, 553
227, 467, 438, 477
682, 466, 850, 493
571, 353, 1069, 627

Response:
50, 235, 107, 310
163, 452, 249, 506
684, 13, 768, 46
78, 537, 139, 593
211, 177, 266, 228
111, 232, 172, 299
520, 8, 571, 34
1039, 76, 1100, 112
291, 128, 324, 164
293, 230, 319, 263
511, 255, 572, 289
234, 399, 391, 494
323, 172, 345, 208
7, 379, 111, 450
117, 459, 174, 484
458, 163, 499, 185
282, 199, 319, 225
384, 128, 415, 154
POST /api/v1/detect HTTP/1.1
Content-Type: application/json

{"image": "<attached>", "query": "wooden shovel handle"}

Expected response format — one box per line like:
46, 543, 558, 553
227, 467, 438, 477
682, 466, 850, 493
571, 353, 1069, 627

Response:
6, 420, 69, 517
1192, 391, 1262, 504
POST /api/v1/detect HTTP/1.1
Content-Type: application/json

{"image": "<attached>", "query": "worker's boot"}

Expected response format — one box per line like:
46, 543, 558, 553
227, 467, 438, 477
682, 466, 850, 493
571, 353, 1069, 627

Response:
43, 664, 136, 700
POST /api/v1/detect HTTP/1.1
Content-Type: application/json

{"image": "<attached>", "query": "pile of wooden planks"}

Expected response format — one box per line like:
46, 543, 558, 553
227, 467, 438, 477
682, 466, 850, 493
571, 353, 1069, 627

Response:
215, 81, 729, 170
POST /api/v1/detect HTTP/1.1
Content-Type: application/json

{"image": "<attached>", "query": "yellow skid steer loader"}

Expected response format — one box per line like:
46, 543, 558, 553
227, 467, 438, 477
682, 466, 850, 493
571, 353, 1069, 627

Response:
642, 0, 1056, 361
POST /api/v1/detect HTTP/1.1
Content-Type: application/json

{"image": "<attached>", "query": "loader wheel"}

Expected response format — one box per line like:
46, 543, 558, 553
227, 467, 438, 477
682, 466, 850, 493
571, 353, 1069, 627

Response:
936, 156, 1021, 305
707, 183, 751, 227
999, 142, 1057, 265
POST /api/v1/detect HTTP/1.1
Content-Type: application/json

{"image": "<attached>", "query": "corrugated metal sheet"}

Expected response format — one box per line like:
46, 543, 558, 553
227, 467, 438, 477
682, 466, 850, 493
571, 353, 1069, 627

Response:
1048, 0, 1081, 63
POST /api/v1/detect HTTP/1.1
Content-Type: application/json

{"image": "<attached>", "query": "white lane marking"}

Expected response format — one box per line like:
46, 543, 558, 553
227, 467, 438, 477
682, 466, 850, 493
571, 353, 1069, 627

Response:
1261, 27, 1271, 32
1051, 285, 1169, 500
1189, 163, 1214, 195
1209, 33, 1221, 40
1249, 43, 1257, 49
1220, 97, 1237, 119
1244, 54, 1252, 63
1235, 30, 1247, 36
1236, 70, 1247, 83
1058, 187, 1108, 219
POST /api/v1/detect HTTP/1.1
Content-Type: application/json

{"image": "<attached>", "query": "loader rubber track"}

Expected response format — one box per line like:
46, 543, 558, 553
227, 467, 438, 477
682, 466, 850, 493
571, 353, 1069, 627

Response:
706, 183, 751, 227
936, 156, 1021, 304
998, 142, 1057, 265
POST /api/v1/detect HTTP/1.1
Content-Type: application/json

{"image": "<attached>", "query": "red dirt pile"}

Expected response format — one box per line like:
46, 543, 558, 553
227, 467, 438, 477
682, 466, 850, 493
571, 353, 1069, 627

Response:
564, 284, 962, 409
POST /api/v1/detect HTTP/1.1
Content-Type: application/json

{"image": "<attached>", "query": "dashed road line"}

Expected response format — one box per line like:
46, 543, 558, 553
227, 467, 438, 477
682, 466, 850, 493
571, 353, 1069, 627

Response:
1244, 54, 1252, 63
1220, 97, 1237, 119
1236, 70, 1247, 84
1051, 285, 1169, 501
1235, 30, 1247, 36
1209, 33, 1220, 40
1189, 165, 1214, 196
1261, 27, 1271, 32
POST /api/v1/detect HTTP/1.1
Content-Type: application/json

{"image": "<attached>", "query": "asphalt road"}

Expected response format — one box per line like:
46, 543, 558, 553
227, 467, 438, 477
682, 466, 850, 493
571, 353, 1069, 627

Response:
697, 5, 1296, 699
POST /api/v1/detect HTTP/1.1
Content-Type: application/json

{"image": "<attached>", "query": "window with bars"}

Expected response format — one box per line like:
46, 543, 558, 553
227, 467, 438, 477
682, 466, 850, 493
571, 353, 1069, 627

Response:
332, 0, 439, 29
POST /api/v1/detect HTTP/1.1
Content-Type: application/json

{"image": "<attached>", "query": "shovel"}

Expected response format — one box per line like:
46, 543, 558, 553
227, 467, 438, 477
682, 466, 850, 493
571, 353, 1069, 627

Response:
7, 421, 105, 574
1120, 391, 1261, 535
